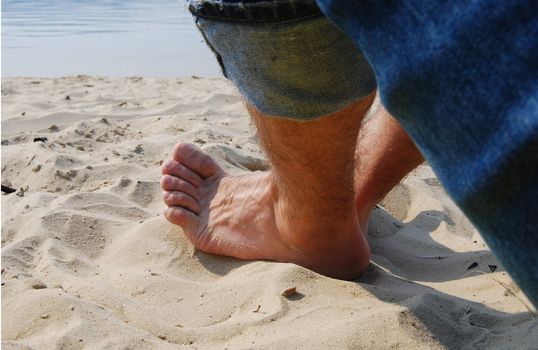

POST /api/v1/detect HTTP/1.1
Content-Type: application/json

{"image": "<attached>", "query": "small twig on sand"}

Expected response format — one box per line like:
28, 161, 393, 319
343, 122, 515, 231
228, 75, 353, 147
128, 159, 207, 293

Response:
1, 185, 17, 194
464, 269, 536, 317
495, 279, 536, 317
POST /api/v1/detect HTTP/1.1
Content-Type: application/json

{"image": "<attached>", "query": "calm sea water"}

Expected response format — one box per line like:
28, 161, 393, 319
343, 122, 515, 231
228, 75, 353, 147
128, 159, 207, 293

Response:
1, 0, 220, 77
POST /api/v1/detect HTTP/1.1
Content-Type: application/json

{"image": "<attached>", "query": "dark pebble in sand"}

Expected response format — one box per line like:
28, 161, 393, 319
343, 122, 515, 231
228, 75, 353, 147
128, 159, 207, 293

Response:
467, 262, 479, 270
134, 145, 143, 154
31, 281, 47, 289
1, 185, 17, 194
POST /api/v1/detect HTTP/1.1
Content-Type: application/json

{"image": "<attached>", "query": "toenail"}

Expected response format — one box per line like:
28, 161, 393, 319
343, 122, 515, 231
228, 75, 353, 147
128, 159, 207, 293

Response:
179, 143, 196, 157
162, 175, 172, 185
162, 160, 173, 170
175, 143, 191, 154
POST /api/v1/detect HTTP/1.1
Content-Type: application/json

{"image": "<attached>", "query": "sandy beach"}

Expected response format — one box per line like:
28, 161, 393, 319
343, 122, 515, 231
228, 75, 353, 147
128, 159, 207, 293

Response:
2, 76, 537, 349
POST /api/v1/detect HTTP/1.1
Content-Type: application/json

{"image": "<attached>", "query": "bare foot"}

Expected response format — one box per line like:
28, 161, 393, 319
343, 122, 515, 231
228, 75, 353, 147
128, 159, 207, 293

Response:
161, 143, 370, 279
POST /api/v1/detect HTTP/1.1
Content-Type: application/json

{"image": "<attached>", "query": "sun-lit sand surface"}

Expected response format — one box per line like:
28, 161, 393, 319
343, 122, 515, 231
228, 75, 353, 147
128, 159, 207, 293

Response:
2, 76, 537, 349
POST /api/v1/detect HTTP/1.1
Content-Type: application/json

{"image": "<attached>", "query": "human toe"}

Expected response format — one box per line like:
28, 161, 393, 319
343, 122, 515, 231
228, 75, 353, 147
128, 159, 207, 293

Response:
172, 142, 222, 178
161, 159, 203, 187
163, 190, 200, 214
165, 206, 200, 231
160, 174, 199, 199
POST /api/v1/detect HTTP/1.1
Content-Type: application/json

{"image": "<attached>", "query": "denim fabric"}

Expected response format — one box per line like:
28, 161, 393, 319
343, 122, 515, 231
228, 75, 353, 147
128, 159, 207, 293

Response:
317, 0, 538, 307
188, 0, 376, 120
188, 0, 322, 23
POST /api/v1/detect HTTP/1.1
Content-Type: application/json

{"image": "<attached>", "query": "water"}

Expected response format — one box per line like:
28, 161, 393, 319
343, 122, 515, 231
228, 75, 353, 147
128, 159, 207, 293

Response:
1, 0, 220, 77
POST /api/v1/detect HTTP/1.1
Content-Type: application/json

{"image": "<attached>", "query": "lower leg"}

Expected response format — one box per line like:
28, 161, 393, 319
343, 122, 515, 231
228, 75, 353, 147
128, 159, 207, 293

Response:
354, 105, 424, 231
161, 94, 375, 279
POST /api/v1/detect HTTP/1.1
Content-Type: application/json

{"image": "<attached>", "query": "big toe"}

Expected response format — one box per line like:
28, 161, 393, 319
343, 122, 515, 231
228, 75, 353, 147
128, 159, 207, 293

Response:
172, 142, 222, 179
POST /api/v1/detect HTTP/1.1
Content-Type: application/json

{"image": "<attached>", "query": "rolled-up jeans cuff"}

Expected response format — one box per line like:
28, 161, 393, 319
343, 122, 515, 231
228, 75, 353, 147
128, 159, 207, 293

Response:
188, 0, 376, 120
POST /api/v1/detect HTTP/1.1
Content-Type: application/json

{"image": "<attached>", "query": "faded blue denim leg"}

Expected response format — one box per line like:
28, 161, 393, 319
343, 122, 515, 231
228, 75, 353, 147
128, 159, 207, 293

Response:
317, 0, 538, 307
187, 0, 376, 120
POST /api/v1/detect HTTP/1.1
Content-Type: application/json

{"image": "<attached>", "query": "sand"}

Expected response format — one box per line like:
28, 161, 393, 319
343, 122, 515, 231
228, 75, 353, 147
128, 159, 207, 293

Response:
2, 76, 537, 349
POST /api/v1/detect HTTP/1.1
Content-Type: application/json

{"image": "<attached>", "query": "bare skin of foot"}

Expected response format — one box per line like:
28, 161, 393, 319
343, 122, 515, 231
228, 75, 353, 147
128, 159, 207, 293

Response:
161, 96, 424, 279
162, 95, 375, 280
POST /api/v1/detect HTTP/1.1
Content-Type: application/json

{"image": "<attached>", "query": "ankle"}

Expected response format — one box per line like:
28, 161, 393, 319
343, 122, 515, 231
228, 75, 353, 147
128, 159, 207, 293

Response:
308, 236, 371, 279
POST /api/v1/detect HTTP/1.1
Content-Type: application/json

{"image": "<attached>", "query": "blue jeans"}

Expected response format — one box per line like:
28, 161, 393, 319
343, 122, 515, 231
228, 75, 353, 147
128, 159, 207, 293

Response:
188, 0, 538, 307
317, 0, 538, 307
188, 0, 376, 119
